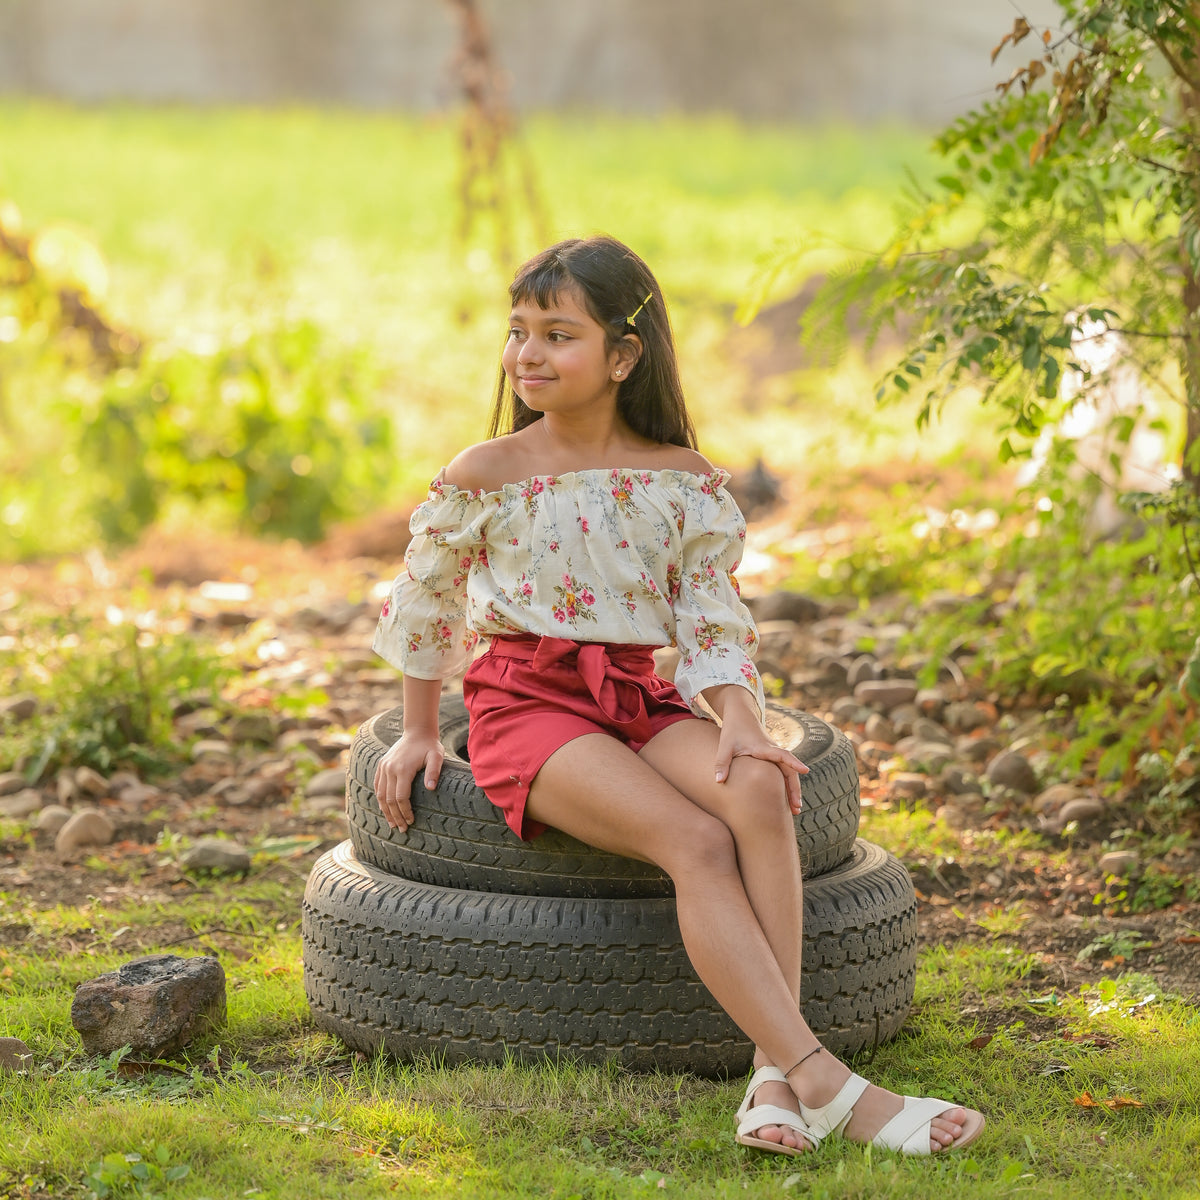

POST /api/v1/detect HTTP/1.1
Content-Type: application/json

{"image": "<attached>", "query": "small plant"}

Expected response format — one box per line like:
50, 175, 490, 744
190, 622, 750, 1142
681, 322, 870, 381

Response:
1076, 931, 1155, 964
84, 1145, 190, 1199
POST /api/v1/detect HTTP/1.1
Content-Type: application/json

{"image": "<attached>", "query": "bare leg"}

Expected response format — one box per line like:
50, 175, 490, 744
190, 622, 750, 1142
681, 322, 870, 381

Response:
528, 724, 970, 1153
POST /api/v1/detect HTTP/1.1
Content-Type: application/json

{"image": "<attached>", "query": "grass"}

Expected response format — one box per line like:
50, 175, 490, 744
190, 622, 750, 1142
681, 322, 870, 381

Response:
3, 869, 1199, 1199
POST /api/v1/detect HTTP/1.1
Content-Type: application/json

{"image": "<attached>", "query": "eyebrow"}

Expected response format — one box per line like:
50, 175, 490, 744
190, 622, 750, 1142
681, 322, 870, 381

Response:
508, 310, 588, 327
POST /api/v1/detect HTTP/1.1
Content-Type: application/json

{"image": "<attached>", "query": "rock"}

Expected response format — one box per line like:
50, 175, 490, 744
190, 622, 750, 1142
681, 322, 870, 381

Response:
907, 741, 954, 773
0, 788, 42, 819
915, 687, 948, 717
176, 708, 224, 738
56, 770, 80, 806
305, 767, 347, 799
936, 804, 972, 830
911, 717, 952, 746
846, 655, 882, 688
944, 701, 993, 733
0, 695, 38, 722
228, 713, 277, 745
747, 591, 824, 624
300, 795, 345, 818
0, 1036, 32, 1071
191, 739, 234, 761
35, 804, 73, 835
74, 766, 109, 798
116, 782, 161, 807
0, 771, 26, 797
888, 772, 928, 800
830, 696, 869, 725
1033, 783, 1082, 815
1057, 797, 1105, 826
70, 954, 226, 1057
180, 837, 252, 874
940, 766, 983, 796
294, 597, 365, 633
1098, 849, 1140, 877
957, 735, 1001, 764
888, 704, 920, 737
985, 750, 1039, 795
55, 809, 116, 857
853, 679, 919, 711
863, 713, 895, 744
856, 741, 891, 769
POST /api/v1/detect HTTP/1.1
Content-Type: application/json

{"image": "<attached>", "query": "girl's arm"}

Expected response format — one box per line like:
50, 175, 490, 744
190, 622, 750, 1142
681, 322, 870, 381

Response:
703, 683, 808, 815
372, 674, 445, 831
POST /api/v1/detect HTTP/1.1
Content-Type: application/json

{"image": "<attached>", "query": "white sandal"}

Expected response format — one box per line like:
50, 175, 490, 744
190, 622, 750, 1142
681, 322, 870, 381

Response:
734, 1066, 816, 1157
798, 1072, 986, 1156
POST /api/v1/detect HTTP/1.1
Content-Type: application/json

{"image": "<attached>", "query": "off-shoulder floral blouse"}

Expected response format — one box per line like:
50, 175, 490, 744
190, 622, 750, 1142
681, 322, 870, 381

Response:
372, 467, 765, 717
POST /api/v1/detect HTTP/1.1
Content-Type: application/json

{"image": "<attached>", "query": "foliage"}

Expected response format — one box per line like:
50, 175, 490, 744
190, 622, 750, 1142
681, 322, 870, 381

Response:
85, 1145, 190, 1200
0, 611, 232, 779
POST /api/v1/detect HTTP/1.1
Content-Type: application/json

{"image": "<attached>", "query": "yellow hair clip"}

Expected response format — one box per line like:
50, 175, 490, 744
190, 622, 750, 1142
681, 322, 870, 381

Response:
627, 292, 653, 327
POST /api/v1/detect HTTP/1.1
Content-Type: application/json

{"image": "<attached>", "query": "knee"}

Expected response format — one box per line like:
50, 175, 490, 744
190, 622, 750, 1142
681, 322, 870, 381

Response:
664, 811, 738, 880
722, 758, 792, 834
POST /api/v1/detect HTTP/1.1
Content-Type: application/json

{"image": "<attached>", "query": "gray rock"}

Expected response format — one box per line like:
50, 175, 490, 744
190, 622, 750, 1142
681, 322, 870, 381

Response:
55, 809, 116, 857
940, 766, 983, 796
1098, 850, 1140, 877
1057, 797, 1105, 826
116, 781, 161, 807
176, 708, 224, 738
1034, 783, 1081, 815
35, 804, 73, 835
985, 750, 1039, 795
911, 717, 952, 746
70, 954, 226, 1057
889, 772, 928, 800
856, 741, 892, 768
915, 687, 948, 717
935, 803, 972, 830
830, 696, 869, 724
944, 701, 993, 733
228, 713, 277, 745
0, 1036, 32, 1071
863, 713, 896, 744
0, 788, 42, 819
0, 695, 38, 722
191, 739, 234, 761
56, 770, 80, 806
846, 655, 882, 688
907, 741, 954, 773
888, 704, 920, 736
747, 591, 824, 624
0, 771, 26, 797
305, 767, 347, 799
957, 735, 1001, 764
74, 766, 109, 798
853, 679, 919, 711
180, 837, 251, 874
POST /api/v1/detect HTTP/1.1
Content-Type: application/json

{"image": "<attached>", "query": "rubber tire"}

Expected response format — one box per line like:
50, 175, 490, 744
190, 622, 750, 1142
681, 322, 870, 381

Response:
346, 695, 859, 899
303, 838, 916, 1077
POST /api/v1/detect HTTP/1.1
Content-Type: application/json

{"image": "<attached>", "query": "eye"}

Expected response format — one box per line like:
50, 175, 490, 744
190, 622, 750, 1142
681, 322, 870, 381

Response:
548, 331, 572, 343
507, 327, 526, 341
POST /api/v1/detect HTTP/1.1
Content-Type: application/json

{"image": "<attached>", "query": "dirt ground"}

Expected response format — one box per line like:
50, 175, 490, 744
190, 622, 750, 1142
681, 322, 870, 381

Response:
3, 485, 1199, 1017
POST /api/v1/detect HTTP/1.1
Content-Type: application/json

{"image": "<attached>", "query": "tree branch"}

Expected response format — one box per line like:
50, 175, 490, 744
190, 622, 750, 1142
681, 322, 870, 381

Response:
1150, 32, 1200, 93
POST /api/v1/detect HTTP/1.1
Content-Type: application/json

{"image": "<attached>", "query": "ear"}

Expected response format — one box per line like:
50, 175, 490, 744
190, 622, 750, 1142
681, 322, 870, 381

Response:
611, 333, 643, 381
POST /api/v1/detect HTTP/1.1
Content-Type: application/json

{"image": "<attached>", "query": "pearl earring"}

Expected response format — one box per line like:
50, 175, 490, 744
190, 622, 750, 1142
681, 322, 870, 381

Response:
615, 370, 623, 377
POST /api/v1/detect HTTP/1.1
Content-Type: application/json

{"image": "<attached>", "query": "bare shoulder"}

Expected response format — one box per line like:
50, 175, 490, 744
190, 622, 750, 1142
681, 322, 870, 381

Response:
443, 433, 538, 493
655, 445, 716, 476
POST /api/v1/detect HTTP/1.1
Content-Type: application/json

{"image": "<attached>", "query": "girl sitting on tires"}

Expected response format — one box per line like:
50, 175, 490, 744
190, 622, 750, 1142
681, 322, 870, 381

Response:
371, 235, 984, 1158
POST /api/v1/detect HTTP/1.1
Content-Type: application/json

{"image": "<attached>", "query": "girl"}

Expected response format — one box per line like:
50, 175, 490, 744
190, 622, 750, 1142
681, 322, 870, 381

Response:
372, 235, 984, 1158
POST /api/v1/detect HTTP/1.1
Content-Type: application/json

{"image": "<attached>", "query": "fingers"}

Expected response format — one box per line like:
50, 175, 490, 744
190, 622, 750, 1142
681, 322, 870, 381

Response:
373, 759, 415, 830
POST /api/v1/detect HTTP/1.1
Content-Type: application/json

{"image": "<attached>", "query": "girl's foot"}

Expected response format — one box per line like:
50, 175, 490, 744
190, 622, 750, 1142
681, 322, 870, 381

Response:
735, 1065, 813, 1155
787, 1049, 982, 1154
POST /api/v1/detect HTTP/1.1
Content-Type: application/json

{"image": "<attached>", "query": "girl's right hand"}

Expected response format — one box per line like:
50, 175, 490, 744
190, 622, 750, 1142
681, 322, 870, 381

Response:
372, 733, 445, 831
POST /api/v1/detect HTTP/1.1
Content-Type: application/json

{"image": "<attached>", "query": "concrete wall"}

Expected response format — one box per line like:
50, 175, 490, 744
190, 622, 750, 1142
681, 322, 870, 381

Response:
0, 0, 1062, 124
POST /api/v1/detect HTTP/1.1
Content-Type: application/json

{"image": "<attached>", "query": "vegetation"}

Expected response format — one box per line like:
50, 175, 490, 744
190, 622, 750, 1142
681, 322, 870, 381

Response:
3, 868, 1198, 1199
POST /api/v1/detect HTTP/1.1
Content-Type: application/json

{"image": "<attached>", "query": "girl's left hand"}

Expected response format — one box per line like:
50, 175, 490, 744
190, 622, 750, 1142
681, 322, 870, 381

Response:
714, 707, 809, 814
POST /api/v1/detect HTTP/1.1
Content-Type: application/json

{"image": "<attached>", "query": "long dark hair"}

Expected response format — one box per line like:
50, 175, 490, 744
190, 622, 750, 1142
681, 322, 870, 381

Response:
486, 236, 697, 448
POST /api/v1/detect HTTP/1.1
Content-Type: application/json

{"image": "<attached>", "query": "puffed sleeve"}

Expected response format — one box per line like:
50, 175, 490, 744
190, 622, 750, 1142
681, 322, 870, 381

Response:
671, 473, 766, 719
372, 474, 492, 679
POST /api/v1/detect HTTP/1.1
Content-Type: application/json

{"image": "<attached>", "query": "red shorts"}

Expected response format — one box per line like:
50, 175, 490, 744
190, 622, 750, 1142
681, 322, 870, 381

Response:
462, 634, 696, 841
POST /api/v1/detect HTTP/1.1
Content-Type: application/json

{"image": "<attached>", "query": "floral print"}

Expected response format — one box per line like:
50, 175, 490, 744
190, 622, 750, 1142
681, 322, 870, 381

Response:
371, 466, 763, 716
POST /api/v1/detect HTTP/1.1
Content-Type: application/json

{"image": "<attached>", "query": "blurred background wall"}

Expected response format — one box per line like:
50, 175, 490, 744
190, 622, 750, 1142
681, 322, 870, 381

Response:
0, 0, 1060, 124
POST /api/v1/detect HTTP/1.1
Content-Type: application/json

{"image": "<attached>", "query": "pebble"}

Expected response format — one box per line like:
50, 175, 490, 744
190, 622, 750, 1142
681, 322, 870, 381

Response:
944, 701, 993, 733
35, 804, 73, 835
856, 741, 892, 768
277, 729, 325, 755
191, 739, 234, 761
74, 766, 109, 798
887, 703, 921, 735
306, 767, 347, 799
1033, 783, 1081, 815
0, 771, 26, 797
846, 655, 882, 688
940, 766, 983, 796
854, 679, 920, 711
830, 696, 868, 724
936, 804, 972, 830
229, 713, 277, 745
0, 695, 38, 722
911, 717, 952, 746
176, 708, 224, 738
56, 771, 80, 806
55, 809, 116, 857
915, 687, 948, 717
957, 735, 1001, 764
0, 789, 43, 819
907, 741, 954, 773
985, 749, 1039, 795
888, 772, 928, 800
0, 1036, 32, 1071
863, 713, 895, 744
180, 837, 252, 874
116, 782, 161, 807
1057, 796, 1105, 826
1098, 850, 1140, 877
748, 591, 824, 623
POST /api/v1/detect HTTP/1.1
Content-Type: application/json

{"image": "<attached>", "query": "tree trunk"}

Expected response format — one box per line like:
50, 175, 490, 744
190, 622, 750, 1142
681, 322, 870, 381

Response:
1181, 18, 1200, 495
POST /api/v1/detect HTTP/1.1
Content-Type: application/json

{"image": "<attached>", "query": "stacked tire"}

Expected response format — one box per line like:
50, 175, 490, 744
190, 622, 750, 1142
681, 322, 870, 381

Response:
303, 696, 918, 1077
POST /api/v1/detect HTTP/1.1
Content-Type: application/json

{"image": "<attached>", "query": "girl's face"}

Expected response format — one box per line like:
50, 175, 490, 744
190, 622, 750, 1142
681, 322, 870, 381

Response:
502, 288, 626, 416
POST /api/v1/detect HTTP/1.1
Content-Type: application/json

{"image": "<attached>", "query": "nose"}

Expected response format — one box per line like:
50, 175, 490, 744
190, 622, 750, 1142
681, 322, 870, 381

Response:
517, 335, 542, 365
